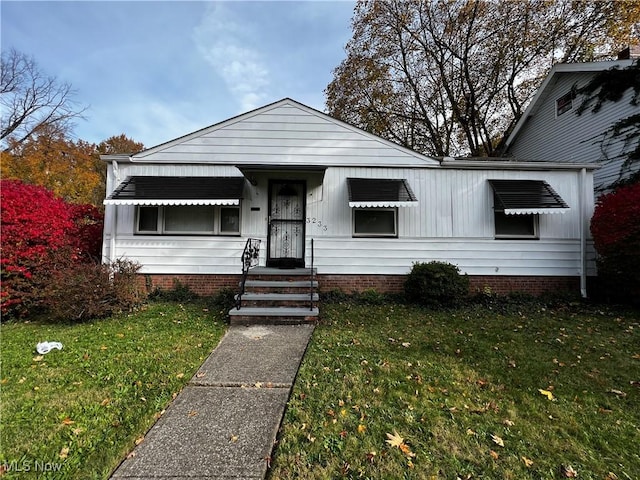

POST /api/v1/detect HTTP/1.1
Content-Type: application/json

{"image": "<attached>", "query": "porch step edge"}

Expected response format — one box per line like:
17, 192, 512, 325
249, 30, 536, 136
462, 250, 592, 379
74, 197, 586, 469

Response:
229, 307, 319, 317
243, 280, 319, 288
249, 267, 316, 276
235, 293, 319, 301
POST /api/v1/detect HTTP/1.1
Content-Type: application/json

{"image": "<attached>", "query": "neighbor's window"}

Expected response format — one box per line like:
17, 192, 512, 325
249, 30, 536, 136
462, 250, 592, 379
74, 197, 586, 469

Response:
556, 91, 574, 116
353, 208, 397, 237
136, 205, 240, 235
494, 211, 538, 239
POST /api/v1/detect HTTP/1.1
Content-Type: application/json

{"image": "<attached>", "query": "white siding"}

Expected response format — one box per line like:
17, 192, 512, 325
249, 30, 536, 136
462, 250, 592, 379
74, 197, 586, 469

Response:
133, 103, 438, 168
103, 163, 595, 277
509, 72, 640, 193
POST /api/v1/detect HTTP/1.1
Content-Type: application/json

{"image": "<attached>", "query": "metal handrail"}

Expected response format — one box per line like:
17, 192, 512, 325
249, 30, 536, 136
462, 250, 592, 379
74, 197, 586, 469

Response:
310, 238, 315, 311
236, 238, 261, 310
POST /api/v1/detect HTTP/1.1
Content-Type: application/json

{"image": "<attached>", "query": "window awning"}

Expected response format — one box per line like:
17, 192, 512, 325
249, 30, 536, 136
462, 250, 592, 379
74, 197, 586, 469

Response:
489, 179, 569, 215
347, 178, 418, 208
104, 176, 245, 206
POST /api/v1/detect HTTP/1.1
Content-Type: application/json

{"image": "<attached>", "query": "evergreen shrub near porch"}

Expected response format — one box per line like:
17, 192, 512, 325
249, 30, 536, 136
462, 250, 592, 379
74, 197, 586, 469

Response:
404, 261, 470, 307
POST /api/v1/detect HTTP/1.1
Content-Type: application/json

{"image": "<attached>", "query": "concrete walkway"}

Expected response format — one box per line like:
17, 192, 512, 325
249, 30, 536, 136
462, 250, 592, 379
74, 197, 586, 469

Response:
110, 324, 315, 480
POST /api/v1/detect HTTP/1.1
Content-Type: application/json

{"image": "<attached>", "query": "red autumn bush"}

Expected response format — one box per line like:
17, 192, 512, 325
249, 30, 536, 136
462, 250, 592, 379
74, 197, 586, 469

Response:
590, 180, 640, 303
1, 179, 104, 317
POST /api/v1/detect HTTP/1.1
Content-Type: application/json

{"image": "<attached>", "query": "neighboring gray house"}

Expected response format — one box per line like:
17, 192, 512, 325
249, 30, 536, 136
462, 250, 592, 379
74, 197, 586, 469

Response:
504, 56, 640, 196
101, 98, 596, 309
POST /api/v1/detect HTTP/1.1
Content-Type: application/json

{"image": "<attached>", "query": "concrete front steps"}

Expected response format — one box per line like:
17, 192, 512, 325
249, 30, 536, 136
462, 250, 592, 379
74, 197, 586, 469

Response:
229, 268, 319, 325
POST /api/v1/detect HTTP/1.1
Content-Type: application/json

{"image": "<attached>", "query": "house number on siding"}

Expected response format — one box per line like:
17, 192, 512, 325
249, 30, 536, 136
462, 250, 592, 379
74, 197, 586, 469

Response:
306, 217, 328, 231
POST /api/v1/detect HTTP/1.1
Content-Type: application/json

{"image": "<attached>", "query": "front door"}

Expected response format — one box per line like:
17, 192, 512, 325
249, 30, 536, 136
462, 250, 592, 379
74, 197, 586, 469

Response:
267, 180, 306, 268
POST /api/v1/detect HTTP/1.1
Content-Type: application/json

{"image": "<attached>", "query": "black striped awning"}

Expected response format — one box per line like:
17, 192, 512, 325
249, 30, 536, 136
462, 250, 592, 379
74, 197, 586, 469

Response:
347, 178, 418, 207
489, 179, 569, 215
104, 176, 245, 206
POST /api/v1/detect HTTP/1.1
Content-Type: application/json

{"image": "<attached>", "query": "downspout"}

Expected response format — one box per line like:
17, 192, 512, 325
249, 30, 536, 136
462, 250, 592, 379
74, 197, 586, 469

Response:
108, 161, 119, 263
579, 167, 587, 298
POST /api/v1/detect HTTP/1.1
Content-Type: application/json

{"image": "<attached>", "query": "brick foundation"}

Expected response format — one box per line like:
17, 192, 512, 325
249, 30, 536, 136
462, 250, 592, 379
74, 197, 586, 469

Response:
138, 274, 240, 296
138, 273, 581, 297
317, 274, 406, 294
467, 275, 580, 296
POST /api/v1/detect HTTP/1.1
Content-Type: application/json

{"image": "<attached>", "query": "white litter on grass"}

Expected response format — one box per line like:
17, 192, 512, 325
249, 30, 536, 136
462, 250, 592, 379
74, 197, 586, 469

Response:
36, 342, 63, 354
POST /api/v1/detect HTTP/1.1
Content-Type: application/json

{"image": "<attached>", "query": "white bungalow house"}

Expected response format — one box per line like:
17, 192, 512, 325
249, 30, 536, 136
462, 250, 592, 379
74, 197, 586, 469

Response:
102, 98, 596, 321
503, 54, 639, 196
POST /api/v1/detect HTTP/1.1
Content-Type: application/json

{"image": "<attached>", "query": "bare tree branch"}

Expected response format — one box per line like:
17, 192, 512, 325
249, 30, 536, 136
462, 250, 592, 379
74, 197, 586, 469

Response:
1, 48, 87, 152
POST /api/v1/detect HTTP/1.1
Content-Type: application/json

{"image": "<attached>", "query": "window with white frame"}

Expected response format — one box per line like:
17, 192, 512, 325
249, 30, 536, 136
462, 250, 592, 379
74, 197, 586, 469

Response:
136, 205, 240, 235
556, 90, 575, 116
353, 208, 397, 237
494, 210, 538, 239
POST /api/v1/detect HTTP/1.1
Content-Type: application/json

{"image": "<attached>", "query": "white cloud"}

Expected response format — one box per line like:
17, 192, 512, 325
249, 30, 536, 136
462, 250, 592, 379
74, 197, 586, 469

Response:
193, 4, 270, 111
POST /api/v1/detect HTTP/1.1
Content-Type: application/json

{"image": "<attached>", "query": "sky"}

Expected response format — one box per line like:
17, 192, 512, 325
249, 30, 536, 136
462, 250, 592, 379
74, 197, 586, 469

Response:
1, 0, 355, 148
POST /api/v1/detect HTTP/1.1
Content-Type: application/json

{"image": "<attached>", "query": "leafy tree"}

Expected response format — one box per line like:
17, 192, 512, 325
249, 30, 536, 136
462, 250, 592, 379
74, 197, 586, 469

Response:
0, 127, 103, 205
96, 133, 144, 155
590, 180, 640, 304
1, 131, 144, 206
1, 48, 87, 152
326, 0, 640, 157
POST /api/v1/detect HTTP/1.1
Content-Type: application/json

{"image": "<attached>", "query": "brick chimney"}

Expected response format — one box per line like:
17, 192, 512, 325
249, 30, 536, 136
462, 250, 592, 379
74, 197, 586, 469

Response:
617, 45, 640, 60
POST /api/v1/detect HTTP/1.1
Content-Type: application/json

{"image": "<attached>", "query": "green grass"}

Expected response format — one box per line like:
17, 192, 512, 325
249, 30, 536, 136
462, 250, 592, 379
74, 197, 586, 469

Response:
0, 302, 226, 479
270, 302, 640, 480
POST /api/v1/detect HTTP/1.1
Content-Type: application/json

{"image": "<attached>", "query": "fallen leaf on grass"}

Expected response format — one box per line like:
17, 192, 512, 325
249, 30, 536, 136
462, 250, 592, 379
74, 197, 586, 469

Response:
176, 373, 185, 379
605, 472, 618, 480
61, 417, 75, 425
489, 450, 499, 460
503, 419, 515, 427
135, 436, 144, 445
386, 430, 404, 448
522, 456, 534, 467
466, 428, 476, 436
399, 443, 416, 457
100, 345, 108, 351
101, 398, 110, 407
491, 434, 504, 447
538, 389, 554, 400
59, 447, 69, 459
357, 424, 367, 434
386, 430, 415, 457
33, 356, 44, 362
608, 389, 627, 398
560, 464, 577, 477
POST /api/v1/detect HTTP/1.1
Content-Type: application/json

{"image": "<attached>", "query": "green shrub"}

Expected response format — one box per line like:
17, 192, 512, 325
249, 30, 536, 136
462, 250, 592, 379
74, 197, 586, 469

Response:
321, 288, 351, 303
208, 287, 237, 313
43, 259, 142, 322
149, 279, 199, 302
404, 261, 469, 307
357, 288, 386, 305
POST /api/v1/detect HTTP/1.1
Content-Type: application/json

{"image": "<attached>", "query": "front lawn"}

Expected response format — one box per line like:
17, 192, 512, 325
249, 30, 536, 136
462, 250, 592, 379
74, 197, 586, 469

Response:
270, 302, 640, 479
0, 302, 226, 479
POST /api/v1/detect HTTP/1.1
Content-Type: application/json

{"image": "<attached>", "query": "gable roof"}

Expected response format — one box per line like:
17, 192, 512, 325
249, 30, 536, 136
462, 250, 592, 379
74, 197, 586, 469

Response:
124, 98, 440, 168
504, 59, 635, 150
